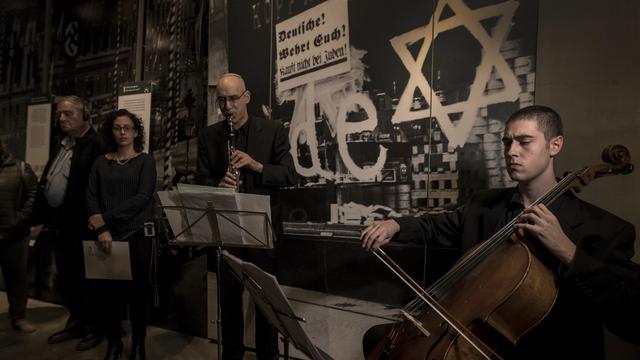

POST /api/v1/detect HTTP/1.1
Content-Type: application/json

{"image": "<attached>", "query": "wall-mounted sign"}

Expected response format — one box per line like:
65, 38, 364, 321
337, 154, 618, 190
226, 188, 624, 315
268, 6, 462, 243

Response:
118, 82, 152, 152
275, 0, 351, 91
26, 96, 53, 178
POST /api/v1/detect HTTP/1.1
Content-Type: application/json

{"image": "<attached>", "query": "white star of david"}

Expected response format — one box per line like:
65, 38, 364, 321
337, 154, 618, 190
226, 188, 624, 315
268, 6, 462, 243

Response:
390, 0, 521, 148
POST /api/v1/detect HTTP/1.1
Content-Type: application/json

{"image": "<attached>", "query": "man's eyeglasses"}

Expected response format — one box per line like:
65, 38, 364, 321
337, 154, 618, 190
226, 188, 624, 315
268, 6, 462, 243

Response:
217, 90, 247, 104
112, 126, 134, 133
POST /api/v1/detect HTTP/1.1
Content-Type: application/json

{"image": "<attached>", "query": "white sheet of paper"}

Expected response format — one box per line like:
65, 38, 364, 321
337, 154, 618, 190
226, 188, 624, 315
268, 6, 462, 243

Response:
83, 241, 132, 280
176, 183, 234, 194
156, 191, 192, 242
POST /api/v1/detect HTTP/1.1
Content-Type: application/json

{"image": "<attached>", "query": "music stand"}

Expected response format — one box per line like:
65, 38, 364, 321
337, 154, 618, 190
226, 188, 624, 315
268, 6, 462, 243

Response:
221, 250, 334, 360
156, 187, 274, 360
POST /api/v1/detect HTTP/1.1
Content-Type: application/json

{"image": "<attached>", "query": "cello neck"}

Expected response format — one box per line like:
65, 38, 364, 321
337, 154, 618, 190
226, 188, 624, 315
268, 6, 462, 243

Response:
430, 143, 634, 299
428, 170, 581, 299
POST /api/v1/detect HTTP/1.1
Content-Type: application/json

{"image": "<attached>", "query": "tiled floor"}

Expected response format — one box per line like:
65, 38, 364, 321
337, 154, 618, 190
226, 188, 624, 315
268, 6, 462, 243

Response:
0, 286, 399, 360
0, 294, 220, 360
6, 287, 639, 360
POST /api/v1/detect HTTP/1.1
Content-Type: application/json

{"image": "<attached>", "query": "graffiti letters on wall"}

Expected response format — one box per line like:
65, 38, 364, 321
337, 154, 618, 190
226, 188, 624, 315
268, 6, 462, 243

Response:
228, 0, 537, 227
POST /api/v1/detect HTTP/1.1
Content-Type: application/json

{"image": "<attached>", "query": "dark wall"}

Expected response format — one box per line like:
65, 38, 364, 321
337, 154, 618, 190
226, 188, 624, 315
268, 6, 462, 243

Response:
536, 1, 640, 359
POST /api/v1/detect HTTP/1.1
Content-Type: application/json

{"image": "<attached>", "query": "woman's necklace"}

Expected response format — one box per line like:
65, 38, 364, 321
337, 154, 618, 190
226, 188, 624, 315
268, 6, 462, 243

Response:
115, 152, 131, 165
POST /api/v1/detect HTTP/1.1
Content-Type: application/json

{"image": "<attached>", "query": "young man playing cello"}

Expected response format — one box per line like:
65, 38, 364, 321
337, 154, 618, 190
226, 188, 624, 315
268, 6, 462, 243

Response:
361, 105, 640, 359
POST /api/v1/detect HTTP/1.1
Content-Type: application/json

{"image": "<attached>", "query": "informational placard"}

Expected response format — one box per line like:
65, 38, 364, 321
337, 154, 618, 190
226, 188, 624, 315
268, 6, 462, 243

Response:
118, 81, 152, 152
276, 0, 350, 91
25, 98, 52, 178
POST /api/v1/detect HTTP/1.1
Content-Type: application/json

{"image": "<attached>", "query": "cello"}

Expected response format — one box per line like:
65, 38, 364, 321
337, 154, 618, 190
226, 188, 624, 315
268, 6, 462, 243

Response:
367, 145, 634, 360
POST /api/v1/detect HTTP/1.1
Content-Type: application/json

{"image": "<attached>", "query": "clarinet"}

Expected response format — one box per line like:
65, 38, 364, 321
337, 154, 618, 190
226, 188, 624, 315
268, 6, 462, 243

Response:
226, 115, 240, 192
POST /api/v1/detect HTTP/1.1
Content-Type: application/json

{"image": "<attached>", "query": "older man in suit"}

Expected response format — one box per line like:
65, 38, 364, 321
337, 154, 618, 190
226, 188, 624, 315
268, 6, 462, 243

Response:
32, 96, 106, 351
196, 73, 296, 360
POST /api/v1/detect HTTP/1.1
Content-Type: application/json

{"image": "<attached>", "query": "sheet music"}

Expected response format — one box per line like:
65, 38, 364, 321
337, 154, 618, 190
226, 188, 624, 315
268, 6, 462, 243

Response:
235, 192, 273, 247
222, 251, 333, 360
156, 191, 191, 242
176, 183, 234, 194
157, 189, 272, 248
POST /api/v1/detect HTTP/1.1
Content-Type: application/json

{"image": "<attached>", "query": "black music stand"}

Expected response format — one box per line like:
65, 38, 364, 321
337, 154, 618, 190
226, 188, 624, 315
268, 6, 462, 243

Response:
221, 250, 334, 360
156, 187, 274, 360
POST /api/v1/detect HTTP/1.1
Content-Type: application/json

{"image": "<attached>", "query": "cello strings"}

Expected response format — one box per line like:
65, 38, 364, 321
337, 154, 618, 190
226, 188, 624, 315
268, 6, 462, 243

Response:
430, 171, 577, 297
426, 171, 578, 298
405, 297, 424, 314
373, 170, 583, 359
374, 248, 496, 360
429, 177, 569, 297
408, 171, 573, 303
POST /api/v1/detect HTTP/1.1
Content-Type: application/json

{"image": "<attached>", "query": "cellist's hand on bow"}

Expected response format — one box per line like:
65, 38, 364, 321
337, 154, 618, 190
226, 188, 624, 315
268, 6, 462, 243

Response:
514, 204, 576, 265
361, 219, 401, 251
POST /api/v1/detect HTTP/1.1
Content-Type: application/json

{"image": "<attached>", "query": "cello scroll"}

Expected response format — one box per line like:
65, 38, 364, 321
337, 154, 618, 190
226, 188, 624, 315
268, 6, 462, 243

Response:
571, 144, 633, 193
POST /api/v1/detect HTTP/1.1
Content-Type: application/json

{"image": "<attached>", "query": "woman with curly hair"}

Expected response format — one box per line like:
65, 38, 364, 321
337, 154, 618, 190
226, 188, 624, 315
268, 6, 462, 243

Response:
86, 109, 156, 360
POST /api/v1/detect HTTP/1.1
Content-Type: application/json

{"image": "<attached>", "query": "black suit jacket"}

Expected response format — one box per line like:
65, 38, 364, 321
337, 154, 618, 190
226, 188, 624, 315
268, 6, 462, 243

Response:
196, 116, 296, 233
33, 127, 105, 239
196, 116, 296, 191
395, 188, 640, 359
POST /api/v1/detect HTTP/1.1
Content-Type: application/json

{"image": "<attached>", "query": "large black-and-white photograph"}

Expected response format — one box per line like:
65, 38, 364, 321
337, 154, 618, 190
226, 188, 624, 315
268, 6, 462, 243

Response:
1, 1, 639, 359
228, 0, 538, 229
